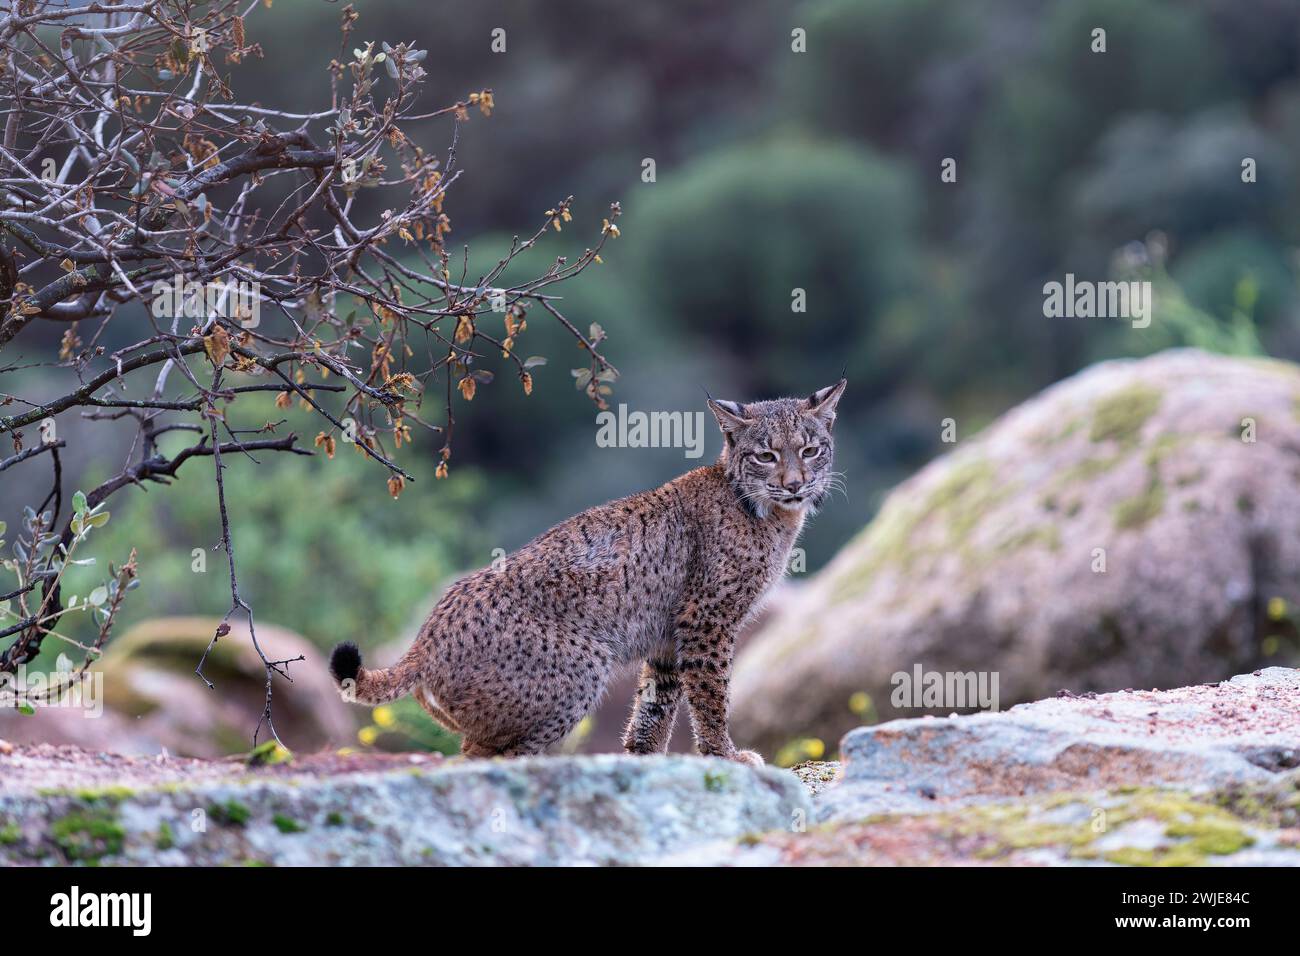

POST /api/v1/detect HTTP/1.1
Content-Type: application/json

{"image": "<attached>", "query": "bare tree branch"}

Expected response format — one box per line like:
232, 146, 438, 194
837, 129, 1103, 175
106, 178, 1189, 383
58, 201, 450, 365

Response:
0, 1, 620, 743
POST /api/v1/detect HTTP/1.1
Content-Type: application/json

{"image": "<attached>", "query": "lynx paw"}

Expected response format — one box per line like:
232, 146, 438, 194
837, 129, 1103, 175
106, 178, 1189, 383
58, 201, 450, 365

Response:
731, 749, 765, 768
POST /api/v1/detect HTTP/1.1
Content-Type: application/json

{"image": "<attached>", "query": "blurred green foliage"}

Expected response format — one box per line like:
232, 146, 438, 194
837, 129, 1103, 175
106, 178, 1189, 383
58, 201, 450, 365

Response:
61, 397, 488, 654
624, 140, 925, 394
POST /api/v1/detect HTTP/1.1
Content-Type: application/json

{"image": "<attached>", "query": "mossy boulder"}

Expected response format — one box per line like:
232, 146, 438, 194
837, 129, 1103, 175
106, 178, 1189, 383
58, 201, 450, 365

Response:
733, 349, 1300, 757
0, 749, 809, 866
671, 669, 1300, 866
0, 617, 354, 757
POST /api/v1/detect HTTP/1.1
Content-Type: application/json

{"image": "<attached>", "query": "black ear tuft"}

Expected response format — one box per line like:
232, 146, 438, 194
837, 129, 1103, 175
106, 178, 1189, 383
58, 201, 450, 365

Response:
807, 378, 847, 426
329, 642, 361, 683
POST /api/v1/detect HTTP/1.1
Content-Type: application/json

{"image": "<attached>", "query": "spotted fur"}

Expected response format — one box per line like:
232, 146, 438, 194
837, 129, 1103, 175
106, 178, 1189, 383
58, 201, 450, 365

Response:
329, 380, 846, 763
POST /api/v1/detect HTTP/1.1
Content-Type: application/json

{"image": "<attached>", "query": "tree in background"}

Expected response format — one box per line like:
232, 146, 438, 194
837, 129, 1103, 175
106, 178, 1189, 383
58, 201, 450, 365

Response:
0, 0, 619, 742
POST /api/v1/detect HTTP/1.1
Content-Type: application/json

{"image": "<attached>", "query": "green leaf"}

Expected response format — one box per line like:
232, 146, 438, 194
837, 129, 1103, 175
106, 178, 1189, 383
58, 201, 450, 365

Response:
18, 702, 35, 716
523, 356, 547, 369
72, 492, 87, 515
88, 586, 108, 607
85, 512, 110, 529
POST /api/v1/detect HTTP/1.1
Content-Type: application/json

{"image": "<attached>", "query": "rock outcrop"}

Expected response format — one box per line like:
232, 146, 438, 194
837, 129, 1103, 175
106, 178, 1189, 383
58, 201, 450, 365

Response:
2, 668, 1295, 866
0, 749, 809, 866
733, 349, 1300, 757
820, 666, 1300, 820
678, 667, 1300, 866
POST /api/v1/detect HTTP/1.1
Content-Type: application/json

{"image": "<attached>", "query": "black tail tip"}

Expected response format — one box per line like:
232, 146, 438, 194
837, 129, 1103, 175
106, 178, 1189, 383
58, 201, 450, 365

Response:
329, 642, 361, 683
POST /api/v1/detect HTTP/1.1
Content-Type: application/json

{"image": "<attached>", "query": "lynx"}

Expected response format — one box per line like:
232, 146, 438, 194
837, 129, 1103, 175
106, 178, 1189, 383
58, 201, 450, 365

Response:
329, 380, 846, 764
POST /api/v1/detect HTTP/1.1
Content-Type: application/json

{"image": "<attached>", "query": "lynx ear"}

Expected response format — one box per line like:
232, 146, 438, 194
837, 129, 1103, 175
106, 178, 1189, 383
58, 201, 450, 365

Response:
806, 379, 847, 428
707, 398, 751, 434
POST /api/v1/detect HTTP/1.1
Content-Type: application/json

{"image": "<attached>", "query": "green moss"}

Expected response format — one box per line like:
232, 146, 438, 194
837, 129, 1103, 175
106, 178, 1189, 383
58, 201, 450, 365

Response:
1113, 483, 1165, 530
1099, 794, 1254, 866
50, 809, 125, 863
74, 786, 135, 804
325, 811, 345, 827
929, 459, 1005, 543
247, 741, 293, 767
1215, 774, 1300, 828
958, 804, 1098, 860
1143, 433, 1188, 469
1059, 454, 1125, 484
703, 770, 729, 793
924, 789, 1261, 866
1043, 417, 1084, 446
1089, 385, 1162, 444
273, 814, 306, 834
830, 457, 1011, 603
829, 498, 926, 603
155, 822, 175, 851
1104, 822, 1254, 867
994, 525, 1061, 554
1164, 817, 1254, 854
210, 799, 252, 827
0, 821, 19, 845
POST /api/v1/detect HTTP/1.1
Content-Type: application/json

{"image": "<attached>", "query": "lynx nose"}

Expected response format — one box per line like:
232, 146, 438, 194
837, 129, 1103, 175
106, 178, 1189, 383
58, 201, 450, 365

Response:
782, 476, 804, 494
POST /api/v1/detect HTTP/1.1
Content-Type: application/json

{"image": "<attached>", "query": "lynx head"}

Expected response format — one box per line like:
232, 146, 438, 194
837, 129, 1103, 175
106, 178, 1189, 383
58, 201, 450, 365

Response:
709, 379, 846, 519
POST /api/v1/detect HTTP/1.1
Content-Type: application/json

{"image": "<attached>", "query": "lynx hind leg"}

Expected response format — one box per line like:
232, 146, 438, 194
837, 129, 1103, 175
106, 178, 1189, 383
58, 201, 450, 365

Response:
460, 738, 499, 758
454, 626, 614, 759
622, 658, 682, 755
416, 685, 462, 734
459, 670, 608, 758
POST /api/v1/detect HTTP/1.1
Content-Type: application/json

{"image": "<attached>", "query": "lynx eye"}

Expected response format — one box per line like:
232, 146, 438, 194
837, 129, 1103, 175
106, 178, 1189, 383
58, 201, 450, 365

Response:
754, 451, 777, 464
801, 445, 820, 459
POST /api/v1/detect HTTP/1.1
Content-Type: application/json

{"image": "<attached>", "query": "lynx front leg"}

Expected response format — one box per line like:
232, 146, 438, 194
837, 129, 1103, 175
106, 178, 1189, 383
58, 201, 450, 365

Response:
622, 658, 682, 754
675, 617, 763, 767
